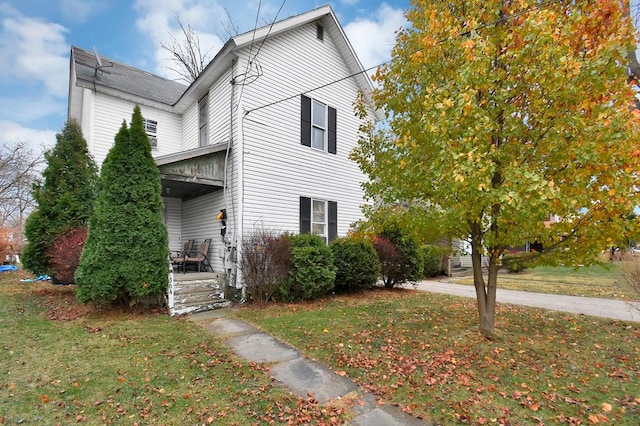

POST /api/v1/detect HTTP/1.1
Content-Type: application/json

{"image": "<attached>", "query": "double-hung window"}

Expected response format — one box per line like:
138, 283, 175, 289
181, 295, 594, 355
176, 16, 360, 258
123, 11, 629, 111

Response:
312, 100, 326, 150
301, 95, 336, 154
199, 95, 208, 147
312, 199, 326, 238
143, 118, 158, 149
300, 196, 338, 243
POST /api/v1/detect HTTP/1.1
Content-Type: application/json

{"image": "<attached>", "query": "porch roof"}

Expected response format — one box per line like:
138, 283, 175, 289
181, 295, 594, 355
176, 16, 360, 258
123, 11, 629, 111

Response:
156, 142, 229, 200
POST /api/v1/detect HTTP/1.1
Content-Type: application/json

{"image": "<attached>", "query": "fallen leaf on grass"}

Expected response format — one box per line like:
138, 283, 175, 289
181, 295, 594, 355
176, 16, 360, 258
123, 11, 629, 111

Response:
602, 402, 612, 412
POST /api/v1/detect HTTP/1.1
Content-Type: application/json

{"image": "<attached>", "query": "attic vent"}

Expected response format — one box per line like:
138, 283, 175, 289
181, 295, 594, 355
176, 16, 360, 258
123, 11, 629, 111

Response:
143, 118, 158, 149
316, 23, 324, 41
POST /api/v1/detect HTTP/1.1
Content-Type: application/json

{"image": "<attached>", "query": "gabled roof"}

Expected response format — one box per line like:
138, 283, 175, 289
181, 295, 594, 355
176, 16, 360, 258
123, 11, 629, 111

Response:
174, 4, 378, 115
71, 46, 187, 106
71, 4, 379, 117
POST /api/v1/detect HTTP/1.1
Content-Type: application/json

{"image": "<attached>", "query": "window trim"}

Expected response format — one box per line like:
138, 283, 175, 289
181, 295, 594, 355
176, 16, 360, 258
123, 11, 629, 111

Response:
311, 99, 327, 151
300, 95, 337, 154
311, 199, 327, 242
300, 196, 337, 243
199, 95, 209, 147
143, 118, 158, 149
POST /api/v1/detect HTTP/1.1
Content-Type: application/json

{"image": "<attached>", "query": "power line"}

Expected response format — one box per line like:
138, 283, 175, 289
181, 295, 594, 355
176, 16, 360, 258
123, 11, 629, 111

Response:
251, 0, 287, 63
235, 0, 262, 108
245, 0, 565, 116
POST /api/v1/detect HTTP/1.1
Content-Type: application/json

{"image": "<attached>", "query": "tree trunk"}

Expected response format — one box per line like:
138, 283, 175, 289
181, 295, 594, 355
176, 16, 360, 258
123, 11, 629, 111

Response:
470, 227, 499, 337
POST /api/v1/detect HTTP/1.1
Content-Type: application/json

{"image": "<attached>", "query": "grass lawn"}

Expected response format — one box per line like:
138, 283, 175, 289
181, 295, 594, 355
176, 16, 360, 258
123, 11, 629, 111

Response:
0, 272, 350, 425
234, 288, 640, 425
449, 264, 638, 301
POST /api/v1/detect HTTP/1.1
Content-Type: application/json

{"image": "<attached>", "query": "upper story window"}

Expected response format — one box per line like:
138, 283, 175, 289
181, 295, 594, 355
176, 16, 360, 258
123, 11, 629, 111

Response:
300, 95, 336, 154
199, 95, 208, 147
143, 118, 158, 149
312, 100, 326, 150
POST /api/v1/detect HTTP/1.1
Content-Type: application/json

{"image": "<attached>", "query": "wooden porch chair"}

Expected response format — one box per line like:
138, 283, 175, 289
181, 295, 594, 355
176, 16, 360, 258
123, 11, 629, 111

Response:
170, 239, 195, 273
183, 238, 213, 273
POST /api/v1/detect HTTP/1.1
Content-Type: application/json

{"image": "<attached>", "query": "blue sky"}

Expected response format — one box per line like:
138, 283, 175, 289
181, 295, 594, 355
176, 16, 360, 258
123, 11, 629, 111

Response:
0, 0, 410, 152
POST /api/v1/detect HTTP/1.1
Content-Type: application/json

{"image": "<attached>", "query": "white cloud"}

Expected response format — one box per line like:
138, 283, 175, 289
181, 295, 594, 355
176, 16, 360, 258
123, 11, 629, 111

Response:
343, 2, 406, 70
60, 0, 108, 23
0, 120, 57, 152
0, 12, 69, 97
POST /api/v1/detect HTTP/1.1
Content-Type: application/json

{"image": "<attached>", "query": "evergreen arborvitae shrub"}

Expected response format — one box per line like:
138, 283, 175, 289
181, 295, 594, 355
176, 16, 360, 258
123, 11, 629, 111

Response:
75, 106, 169, 307
22, 119, 98, 276
373, 225, 422, 288
330, 237, 380, 293
278, 234, 336, 301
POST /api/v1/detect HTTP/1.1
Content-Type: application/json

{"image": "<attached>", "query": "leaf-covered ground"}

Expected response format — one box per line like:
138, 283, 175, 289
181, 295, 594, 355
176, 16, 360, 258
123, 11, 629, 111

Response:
0, 274, 351, 425
235, 288, 640, 425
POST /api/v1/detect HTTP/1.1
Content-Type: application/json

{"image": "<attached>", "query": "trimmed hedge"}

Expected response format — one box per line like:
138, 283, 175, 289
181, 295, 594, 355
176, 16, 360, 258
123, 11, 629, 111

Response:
278, 234, 336, 301
330, 237, 380, 293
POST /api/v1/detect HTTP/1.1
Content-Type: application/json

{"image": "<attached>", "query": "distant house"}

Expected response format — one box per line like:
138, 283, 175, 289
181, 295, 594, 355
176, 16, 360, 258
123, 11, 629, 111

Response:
67, 5, 381, 298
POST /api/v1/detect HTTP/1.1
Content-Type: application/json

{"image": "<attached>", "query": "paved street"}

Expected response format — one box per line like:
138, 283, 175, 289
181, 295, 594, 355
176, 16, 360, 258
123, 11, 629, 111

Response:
414, 280, 640, 322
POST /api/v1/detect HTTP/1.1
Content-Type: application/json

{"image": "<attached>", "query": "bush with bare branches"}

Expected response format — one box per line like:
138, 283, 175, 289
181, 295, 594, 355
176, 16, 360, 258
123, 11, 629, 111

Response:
240, 227, 291, 304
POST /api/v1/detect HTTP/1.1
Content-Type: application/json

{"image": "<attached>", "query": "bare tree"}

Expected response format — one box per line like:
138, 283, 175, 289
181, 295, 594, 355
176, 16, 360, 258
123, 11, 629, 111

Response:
159, 14, 215, 83
159, 11, 242, 83
0, 141, 44, 254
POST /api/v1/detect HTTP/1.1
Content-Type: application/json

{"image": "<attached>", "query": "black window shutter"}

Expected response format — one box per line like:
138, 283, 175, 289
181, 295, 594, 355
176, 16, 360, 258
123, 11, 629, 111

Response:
328, 106, 337, 154
300, 197, 311, 234
301, 95, 311, 147
328, 201, 337, 242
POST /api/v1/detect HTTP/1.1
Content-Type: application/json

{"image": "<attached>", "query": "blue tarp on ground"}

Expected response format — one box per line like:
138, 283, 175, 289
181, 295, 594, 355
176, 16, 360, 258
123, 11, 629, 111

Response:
0, 265, 18, 272
19, 275, 51, 282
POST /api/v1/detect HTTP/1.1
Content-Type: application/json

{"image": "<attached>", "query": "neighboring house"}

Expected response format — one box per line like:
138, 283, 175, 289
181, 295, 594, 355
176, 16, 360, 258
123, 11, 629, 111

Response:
67, 5, 381, 290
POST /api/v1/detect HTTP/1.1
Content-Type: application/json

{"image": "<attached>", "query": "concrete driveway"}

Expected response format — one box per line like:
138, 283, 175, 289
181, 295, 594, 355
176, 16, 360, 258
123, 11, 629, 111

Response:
414, 280, 640, 323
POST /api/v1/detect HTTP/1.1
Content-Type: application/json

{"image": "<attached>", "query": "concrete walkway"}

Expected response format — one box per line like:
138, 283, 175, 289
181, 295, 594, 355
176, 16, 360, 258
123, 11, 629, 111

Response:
415, 280, 640, 323
187, 309, 427, 426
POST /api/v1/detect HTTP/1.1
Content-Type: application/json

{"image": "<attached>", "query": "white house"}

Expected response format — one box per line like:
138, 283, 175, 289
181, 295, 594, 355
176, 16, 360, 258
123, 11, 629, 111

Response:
67, 5, 381, 297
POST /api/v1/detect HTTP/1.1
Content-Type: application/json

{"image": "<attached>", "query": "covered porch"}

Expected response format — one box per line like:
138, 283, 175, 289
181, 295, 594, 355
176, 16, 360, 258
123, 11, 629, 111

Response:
156, 143, 234, 314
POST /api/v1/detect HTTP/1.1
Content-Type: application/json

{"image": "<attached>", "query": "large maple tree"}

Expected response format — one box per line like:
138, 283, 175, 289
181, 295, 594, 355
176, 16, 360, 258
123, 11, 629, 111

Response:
352, 0, 640, 336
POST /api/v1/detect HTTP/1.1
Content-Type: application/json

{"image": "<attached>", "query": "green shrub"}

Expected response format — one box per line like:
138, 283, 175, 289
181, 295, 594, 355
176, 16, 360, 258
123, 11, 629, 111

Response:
502, 253, 529, 273
75, 106, 168, 307
420, 245, 445, 277
330, 237, 380, 293
278, 234, 335, 301
23, 119, 98, 276
373, 225, 422, 288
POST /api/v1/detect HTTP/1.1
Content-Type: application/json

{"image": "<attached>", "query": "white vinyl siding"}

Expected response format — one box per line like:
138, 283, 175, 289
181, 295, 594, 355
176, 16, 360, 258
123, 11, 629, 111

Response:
236, 22, 371, 238
163, 197, 182, 253
181, 68, 233, 150
91, 93, 181, 166
181, 190, 227, 272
